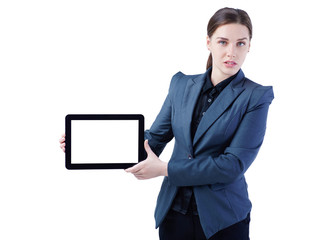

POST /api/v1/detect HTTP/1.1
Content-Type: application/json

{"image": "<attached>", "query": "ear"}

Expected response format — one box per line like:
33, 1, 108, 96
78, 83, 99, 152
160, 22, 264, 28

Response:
248, 41, 251, 52
206, 36, 211, 51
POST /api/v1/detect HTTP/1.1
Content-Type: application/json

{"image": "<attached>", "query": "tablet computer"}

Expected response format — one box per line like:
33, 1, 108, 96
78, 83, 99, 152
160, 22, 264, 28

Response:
65, 114, 145, 169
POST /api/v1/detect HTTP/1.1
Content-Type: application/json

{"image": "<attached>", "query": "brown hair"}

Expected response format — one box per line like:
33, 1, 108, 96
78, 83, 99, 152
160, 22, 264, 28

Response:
206, 7, 253, 70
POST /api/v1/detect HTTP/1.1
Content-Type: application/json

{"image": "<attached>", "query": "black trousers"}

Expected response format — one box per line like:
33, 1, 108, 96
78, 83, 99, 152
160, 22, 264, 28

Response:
159, 209, 250, 240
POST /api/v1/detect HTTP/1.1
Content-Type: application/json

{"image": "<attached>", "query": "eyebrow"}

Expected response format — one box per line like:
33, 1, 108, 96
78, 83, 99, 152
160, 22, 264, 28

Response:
216, 37, 248, 41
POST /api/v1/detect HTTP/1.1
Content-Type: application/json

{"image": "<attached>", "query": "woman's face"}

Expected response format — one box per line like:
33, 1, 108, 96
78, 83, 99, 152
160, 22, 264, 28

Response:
207, 23, 251, 82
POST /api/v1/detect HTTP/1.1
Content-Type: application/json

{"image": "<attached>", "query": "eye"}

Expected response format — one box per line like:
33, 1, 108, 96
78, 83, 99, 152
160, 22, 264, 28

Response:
237, 42, 246, 47
218, 40, 227, 46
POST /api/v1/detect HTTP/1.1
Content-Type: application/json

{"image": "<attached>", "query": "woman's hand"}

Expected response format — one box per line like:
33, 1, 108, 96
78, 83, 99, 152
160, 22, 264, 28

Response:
125, 140, 168, 180
59, 133, 66, 152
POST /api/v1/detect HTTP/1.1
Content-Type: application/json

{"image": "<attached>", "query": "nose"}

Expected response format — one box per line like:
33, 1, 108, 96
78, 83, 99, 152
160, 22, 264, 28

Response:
227, 44, 236, 58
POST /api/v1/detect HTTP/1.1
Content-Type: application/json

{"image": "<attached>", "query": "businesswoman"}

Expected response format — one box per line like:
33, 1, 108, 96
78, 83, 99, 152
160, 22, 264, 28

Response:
125, 7, 274, 240
60, 7, 274, 240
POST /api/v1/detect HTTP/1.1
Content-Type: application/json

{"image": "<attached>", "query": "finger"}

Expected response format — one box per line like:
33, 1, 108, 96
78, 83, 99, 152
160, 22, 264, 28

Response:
133, 171, 146, 179
125, 161, 144, 173
125, 165, 135, 172
135, 175, 147, 180
60, 145, 65, 152
59, 135, 66, 143
60, 134, 65, 142
144, 139, 152, 154
60, 143, 66, 151
124, 167, 133, 173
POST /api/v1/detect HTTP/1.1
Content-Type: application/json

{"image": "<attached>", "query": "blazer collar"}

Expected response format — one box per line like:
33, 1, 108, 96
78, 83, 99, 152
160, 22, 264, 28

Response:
182, 69, 246, 151
181, 71, 207, 154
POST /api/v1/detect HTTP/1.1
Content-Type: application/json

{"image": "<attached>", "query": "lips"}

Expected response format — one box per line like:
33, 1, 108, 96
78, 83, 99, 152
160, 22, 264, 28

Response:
224, 61, 237, 68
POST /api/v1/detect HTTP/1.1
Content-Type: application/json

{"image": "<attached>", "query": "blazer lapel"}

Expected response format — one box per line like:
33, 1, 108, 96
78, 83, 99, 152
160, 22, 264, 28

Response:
193, 70, 246, 146
181, 71, 208, 155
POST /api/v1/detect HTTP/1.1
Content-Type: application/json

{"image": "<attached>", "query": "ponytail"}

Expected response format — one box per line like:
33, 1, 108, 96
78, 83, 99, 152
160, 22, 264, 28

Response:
206, 53, 212, 70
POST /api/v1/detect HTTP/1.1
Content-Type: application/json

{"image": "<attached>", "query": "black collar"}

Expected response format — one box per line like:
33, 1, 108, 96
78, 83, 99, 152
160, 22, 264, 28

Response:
202, 69, 238, 94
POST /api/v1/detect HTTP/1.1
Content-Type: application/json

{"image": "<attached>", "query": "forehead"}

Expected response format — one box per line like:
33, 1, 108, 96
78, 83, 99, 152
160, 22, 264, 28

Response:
212, 23, 250, 40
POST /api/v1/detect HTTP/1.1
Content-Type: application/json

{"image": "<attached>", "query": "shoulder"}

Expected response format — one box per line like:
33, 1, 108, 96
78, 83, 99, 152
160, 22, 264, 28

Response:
169, 71, 198, 83
242, 77, 274, 110
166, 71, 204, 102
172, 71, 201, 79
168, 71, 203, 90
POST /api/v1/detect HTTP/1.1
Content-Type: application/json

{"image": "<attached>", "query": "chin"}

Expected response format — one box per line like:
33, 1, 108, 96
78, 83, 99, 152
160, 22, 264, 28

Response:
222, 67, 240, 77
213, 63, 241, 79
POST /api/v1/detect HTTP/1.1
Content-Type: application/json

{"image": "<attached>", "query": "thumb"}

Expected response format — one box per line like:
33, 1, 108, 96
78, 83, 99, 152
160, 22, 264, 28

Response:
144, 139, 153, 155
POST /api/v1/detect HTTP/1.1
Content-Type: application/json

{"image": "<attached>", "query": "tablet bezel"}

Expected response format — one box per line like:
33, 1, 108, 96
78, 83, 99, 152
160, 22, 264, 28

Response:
65, 114, 145, 169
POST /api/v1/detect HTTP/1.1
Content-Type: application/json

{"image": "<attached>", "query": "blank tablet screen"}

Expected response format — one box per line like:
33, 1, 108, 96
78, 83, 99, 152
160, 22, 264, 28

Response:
65, 114, 145, 169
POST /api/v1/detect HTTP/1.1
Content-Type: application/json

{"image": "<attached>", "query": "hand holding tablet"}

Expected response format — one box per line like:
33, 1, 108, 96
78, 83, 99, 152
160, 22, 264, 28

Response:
125, 139, 168, 179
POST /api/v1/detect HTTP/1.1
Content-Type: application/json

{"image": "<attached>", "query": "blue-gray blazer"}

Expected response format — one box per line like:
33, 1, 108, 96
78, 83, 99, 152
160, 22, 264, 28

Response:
145, 68, 274, 239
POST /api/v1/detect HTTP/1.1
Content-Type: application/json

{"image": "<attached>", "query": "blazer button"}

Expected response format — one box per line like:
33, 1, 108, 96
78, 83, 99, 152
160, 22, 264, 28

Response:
188, 154, 192, 159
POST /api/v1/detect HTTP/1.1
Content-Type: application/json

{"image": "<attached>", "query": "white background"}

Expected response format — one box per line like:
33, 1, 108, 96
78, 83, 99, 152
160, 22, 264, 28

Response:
0, 0, 311, 239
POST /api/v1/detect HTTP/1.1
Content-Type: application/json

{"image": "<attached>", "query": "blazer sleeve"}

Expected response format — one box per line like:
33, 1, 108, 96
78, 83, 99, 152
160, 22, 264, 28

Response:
144, 72, 182, 156
167, 86, 274, 187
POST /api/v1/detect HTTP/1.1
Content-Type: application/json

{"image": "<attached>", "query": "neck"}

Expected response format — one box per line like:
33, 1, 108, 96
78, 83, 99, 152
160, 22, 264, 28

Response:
210, 69, 238, 87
